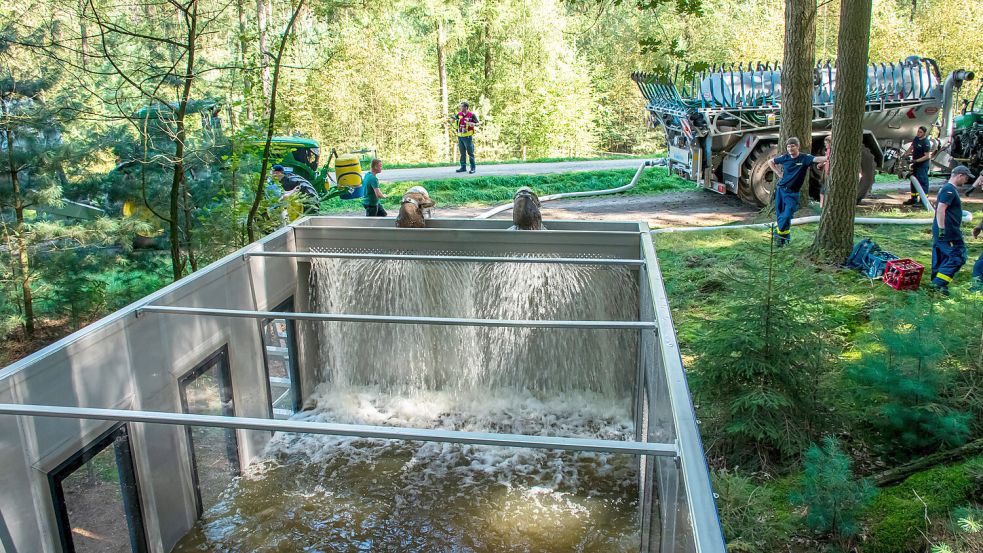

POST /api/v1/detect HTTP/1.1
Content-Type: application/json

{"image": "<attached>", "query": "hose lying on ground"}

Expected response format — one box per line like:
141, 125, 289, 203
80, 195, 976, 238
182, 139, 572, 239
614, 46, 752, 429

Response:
475, 159, 666, 220
650, 212, 973, 234
468, 157, 972, 233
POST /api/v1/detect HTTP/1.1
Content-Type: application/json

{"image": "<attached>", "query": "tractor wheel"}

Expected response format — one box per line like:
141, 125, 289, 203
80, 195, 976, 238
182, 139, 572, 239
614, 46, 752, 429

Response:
740, 143, 780, 207
856, 146, 875, 204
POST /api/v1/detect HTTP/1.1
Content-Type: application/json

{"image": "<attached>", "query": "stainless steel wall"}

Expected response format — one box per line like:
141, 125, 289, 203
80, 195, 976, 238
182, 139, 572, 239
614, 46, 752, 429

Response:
0, 227, 297, 552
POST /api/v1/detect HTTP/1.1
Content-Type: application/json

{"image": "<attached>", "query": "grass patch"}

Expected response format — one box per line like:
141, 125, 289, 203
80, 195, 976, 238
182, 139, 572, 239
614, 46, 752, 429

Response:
318, 166, 691, 213
655, 224, 983, 551
382, 153, 661, 170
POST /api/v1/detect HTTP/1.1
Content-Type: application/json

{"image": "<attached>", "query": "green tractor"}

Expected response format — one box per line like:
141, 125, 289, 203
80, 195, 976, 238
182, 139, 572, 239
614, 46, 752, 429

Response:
252, 137, 372, 198
952, 82, 983, 176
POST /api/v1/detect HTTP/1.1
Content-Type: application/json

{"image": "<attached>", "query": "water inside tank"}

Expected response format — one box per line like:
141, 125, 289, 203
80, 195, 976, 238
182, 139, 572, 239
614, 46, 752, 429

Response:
173, 258, 643, 552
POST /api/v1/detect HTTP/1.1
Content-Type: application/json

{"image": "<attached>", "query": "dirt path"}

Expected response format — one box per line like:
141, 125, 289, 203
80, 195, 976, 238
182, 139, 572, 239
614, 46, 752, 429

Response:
382, 159, 648, 183
437, 189, 758, 227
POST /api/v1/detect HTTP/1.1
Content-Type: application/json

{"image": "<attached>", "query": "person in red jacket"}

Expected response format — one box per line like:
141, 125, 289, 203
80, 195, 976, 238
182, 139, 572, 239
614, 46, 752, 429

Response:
451, 101, 480, 174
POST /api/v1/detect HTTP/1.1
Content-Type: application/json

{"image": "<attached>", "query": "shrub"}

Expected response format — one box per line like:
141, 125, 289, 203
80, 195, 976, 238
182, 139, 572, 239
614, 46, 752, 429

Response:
848, 294, 971, 457
691, 248, 837, 467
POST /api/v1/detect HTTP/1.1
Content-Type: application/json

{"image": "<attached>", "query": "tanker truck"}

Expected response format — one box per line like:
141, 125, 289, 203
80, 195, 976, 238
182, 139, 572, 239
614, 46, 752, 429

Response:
632, 57, 977, 206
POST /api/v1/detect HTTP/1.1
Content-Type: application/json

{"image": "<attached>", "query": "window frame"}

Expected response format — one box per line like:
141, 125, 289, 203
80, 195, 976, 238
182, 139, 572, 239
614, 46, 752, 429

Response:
47, 423, 149, 553
177, 345, 240, 517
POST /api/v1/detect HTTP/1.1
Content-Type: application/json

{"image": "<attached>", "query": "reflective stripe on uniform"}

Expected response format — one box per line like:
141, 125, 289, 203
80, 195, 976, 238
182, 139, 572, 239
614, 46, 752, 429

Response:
936, 273, 954, 283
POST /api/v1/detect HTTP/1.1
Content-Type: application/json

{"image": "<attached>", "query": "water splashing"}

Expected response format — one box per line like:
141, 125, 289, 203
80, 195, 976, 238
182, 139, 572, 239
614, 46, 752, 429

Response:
310, 258, 640, 397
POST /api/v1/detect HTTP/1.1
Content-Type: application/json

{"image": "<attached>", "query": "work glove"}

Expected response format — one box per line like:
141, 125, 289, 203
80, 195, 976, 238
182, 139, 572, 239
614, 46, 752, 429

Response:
937, 227, 946, 241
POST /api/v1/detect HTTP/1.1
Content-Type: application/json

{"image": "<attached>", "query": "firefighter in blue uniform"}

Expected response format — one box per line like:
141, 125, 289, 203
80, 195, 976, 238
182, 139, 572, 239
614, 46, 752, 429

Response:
902, 126, 934, 205
931, 165, 975, 294
768, 137, 826, 246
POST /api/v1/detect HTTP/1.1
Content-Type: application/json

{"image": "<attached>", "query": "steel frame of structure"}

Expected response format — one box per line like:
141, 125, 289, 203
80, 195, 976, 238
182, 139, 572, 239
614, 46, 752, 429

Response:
0, 216, 726, 553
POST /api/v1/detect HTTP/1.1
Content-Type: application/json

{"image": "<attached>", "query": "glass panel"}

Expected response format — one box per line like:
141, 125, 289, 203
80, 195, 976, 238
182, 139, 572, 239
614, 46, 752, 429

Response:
262, 317, 297, 419
182, 351, 238, 513
58, 433, 141, 553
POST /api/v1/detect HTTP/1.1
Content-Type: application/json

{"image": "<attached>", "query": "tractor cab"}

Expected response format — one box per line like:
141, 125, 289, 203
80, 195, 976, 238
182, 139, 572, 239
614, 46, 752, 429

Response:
957, 82, 983, 129
253, 137, 328, 195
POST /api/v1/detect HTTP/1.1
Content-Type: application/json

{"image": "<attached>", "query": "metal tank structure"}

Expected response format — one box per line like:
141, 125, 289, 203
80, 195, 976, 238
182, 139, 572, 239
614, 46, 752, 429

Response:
0, 217, 725, 553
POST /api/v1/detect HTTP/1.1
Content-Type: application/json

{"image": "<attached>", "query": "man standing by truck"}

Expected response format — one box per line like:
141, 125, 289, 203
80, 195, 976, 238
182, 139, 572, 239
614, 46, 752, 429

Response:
903, 126, 934, 205
931, 165, 975, 294
768, 137, 826, 247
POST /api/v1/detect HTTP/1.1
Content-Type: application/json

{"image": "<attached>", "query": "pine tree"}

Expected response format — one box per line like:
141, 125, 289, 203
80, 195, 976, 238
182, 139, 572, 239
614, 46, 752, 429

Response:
848, 294, 972, 456
791, 436, 876, 549
692, 243, 836, 467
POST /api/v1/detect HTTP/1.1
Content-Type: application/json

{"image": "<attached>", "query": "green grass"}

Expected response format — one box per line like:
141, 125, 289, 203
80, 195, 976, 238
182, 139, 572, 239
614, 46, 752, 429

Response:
382, 153, 661, 170
318, 166, 691, 213
655, 224, 983, 552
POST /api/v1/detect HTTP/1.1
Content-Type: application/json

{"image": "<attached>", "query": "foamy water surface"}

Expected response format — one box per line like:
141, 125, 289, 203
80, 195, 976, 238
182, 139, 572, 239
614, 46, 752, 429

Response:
173, 386, 641, 552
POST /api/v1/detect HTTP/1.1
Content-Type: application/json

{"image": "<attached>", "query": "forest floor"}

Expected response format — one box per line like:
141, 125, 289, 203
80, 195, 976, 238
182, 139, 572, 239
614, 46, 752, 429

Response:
375, 178, 983, 228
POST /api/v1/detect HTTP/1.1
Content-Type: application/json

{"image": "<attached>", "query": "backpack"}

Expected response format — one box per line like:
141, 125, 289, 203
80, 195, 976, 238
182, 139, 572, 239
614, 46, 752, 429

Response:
845, 238, 899, 279
845, 238, 879, 270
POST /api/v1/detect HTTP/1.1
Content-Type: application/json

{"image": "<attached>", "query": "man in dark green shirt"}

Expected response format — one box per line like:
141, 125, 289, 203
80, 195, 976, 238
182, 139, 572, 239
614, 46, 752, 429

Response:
361, 159, 387, 217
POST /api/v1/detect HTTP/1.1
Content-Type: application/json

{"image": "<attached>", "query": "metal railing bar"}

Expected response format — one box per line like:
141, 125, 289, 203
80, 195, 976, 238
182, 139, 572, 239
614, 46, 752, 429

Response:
296, 227, 644, 238
246, 251, 644, 267
137, 306, 658, 330
0, 404, 678, 457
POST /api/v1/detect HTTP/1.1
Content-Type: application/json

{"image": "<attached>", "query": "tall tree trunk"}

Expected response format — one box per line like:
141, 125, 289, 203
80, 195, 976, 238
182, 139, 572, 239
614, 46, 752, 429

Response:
3, 114, 33, 338
483, 19, 492, 87
247, 0, 306, 242
79, 0, 89, 69
169, 0, 198, 281
780, 0, 817, 208
437, 20, 450, 162
257, 0, 272, 105
812, 0, 872, 262
236, 0, 254, 120
182, 180, 197, 271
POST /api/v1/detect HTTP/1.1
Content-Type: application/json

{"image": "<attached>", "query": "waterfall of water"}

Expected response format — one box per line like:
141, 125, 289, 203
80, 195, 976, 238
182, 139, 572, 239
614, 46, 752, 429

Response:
309, 257, 640, 398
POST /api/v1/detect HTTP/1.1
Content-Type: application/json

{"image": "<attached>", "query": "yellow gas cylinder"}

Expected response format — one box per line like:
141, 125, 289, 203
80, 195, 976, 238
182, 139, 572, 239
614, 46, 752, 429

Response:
333, 154, 363, 188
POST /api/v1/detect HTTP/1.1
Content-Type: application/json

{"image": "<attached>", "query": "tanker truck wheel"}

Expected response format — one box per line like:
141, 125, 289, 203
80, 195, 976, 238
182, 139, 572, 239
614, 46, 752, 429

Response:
740, 144, 780, 207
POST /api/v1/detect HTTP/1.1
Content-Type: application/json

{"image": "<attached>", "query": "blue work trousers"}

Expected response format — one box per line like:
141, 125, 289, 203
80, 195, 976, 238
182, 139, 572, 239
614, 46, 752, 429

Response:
910, 163, 929, 198
773, 186, 799, 244
458, 136, 476, 171
931, 239, 967, 288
